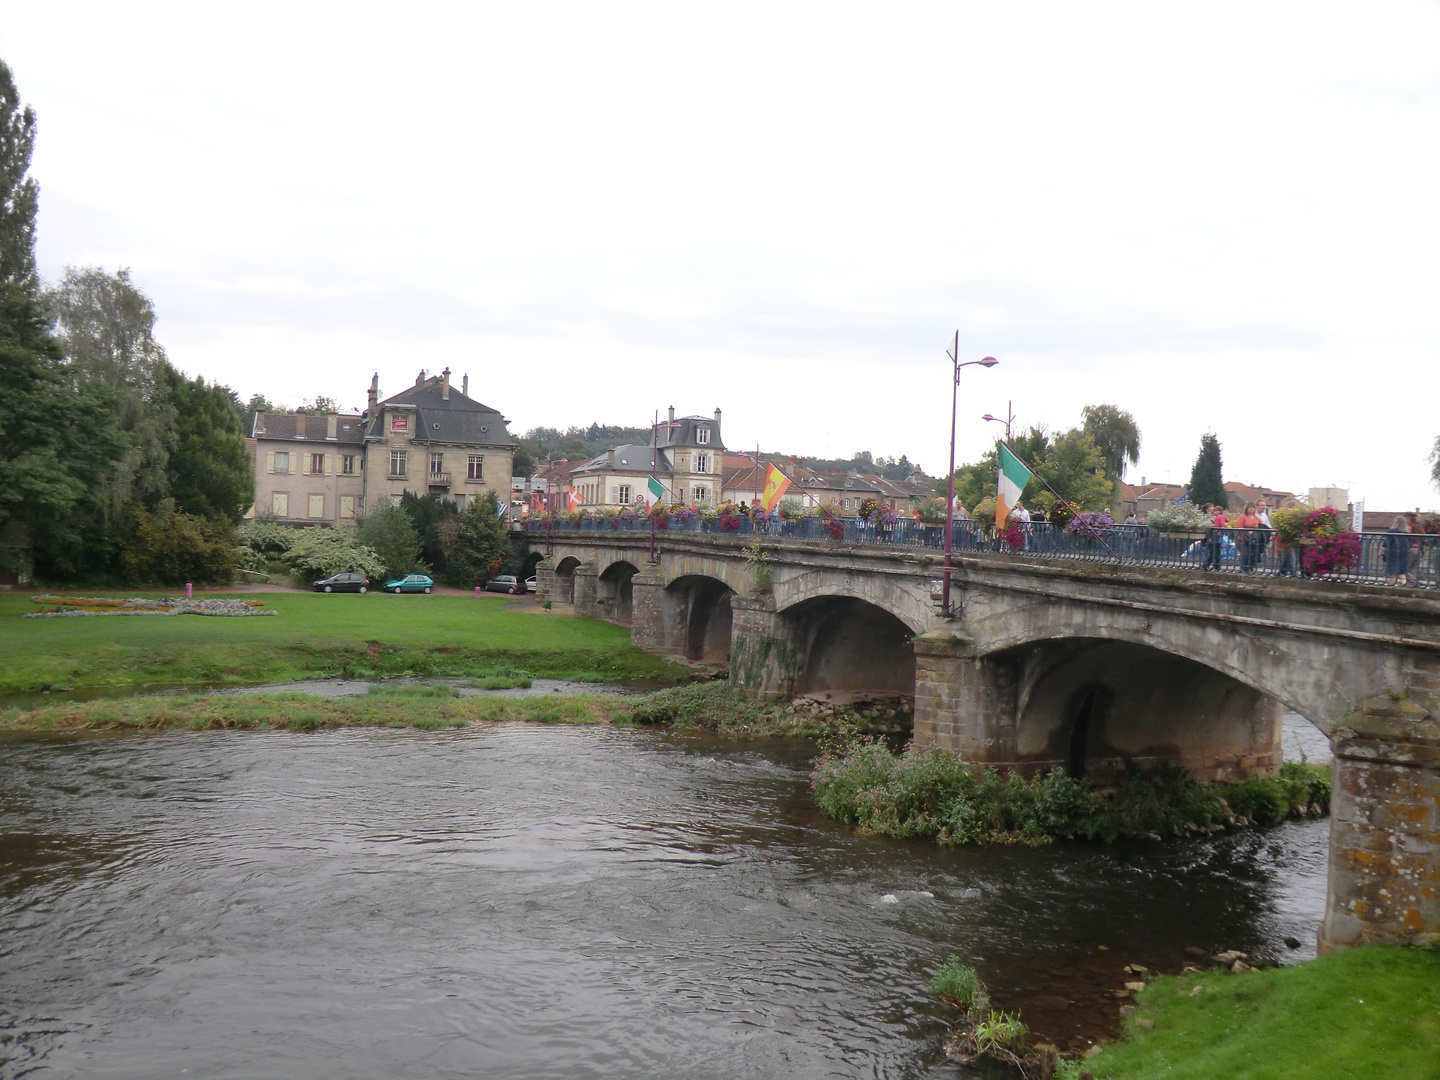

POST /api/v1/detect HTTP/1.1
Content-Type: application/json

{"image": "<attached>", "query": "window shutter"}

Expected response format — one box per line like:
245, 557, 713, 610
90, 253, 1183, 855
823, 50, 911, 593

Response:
325, 454, 334, 477
267, 451, 275, 474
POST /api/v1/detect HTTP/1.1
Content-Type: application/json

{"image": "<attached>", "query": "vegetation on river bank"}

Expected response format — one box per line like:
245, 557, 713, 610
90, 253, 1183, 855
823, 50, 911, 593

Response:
1059, 944, 1440, 1080
0, 684, 638, 734
812, 739, 1330, 846
0, 592, 690, 693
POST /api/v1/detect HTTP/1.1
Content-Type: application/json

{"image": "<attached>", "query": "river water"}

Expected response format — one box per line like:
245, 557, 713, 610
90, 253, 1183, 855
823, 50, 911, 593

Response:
0, 719, 1330, 1079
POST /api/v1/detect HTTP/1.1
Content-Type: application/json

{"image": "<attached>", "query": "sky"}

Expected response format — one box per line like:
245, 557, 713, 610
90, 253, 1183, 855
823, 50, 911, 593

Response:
4, 2, 1438, 509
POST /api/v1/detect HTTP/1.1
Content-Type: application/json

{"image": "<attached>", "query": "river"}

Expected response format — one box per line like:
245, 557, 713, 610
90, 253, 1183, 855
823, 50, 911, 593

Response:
1, 718, 1329, 1079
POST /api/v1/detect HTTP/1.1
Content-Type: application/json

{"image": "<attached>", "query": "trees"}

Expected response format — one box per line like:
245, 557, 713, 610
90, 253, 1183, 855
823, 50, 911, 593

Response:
0, 63, 128, 580
1188, 433, 1227, 509
441, 492, 512, 586
162, 365, 252, 524
1430, 436, 1439, 493
356, 497, 423, 580
941, 425, 1111, 515
1081, 404, 1141, 481
44, 266, 175, 514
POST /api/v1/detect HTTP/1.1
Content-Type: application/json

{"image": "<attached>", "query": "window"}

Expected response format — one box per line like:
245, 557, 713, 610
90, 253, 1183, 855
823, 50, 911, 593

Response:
309, 494, 325, 518
274, 451, 290, 475
694, 486, 708, 502
695, 454, 709, 474
341, 455, 356, 475
389, 415, 409, 433
676, 488, 685, 502
339, 495, 355, 519
468, 454, 484, 481
310, 453, 325, 475
272, 492, 289, 516
390, 449, 407, 477
618, 484, 631, 505
430, 452, 445, 476
696, 427, 710, 445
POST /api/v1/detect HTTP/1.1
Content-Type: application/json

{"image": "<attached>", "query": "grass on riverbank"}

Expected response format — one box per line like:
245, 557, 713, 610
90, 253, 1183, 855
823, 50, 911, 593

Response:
812, 739, 1330, 846
0, 683, 637, 733
0, 591, 689, 693
629, 682, 912, 739
1059, 945, 1440, 1080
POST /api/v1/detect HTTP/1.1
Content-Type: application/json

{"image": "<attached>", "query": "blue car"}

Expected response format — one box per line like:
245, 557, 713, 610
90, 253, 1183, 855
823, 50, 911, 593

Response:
382, 574, 434, 594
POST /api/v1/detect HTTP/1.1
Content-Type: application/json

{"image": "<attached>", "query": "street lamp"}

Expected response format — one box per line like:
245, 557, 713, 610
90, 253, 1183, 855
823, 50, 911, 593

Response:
943, 332, 998, 616
544, 457, 568, 555
981, 400, 1015, 442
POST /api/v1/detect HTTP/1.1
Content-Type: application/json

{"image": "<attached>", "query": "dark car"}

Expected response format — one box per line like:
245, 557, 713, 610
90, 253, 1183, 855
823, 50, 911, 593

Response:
313, 572, 370, 593
383, 574, 434, 594
483, 575, 523, 594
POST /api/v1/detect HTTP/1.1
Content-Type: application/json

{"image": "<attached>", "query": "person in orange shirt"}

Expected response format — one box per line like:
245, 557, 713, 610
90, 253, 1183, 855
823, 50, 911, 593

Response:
1235, 502, 1264, 573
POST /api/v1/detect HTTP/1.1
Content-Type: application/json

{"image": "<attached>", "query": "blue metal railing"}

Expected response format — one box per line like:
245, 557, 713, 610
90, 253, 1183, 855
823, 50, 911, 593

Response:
526, 518, 1439, 590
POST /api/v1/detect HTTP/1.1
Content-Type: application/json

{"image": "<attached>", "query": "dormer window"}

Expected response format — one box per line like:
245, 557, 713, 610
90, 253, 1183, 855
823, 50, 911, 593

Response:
696, 427, 710, 445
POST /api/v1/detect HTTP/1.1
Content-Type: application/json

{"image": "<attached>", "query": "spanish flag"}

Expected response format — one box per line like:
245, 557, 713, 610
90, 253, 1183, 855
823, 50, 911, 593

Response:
760, 463, 792, 512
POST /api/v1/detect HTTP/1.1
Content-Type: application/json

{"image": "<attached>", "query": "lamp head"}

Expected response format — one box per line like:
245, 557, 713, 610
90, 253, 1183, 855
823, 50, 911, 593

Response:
982, 414, 998, 422
979, 356, 999, 368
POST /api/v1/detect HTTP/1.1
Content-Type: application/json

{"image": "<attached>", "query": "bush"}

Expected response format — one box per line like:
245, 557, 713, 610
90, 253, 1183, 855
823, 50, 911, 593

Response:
283, 527, 387, 582
1144, 504, 1211, 532
119, 505, 238, 585
355, 497, 424, 580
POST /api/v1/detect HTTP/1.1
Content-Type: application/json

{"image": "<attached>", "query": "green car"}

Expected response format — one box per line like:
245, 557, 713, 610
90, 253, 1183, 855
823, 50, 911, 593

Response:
382, 574, 434, 594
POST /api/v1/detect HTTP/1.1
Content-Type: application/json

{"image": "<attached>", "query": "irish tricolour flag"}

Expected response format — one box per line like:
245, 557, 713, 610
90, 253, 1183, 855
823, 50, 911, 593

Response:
995, 444, 1033, 528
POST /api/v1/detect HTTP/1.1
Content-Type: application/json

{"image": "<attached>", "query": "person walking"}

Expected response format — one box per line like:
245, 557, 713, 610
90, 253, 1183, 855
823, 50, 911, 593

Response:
1235, 502, 1264, 573
1384, 516, 1411, 586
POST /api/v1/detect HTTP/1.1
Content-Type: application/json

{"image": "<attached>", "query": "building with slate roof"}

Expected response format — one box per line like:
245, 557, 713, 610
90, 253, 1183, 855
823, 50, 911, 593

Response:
249, 409, 367, 523
362, 369, 515, 510
569, 407, 724, 507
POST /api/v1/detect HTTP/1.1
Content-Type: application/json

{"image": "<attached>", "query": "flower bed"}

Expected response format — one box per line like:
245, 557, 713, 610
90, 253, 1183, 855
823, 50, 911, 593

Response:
26, 596, 276, 618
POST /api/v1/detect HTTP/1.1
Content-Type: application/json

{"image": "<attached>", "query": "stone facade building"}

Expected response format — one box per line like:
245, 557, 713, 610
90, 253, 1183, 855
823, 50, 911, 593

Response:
570, 407, 724, 507
247, 369, 514, 524
249, 410, 367, 523
361, 369, 514, 511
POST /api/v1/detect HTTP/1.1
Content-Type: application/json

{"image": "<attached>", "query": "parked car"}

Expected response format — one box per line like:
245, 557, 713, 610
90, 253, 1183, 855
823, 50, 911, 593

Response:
483, 574, 524, 594
383, 574, 434, 594
525, 576, 537, 593
313, 572, 370, 594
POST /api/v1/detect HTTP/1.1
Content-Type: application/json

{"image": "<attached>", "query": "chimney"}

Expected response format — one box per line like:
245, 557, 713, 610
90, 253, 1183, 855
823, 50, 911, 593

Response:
668, 405, 675, 423
416, 369, 426, 386
462, 373, 469, 397
714, 407, 722, 427
254, 409, 265, 435
441, 367, 451, 400
1141, 475, 1146, 487
326, 411, 338, 440
368, 374, 379, 414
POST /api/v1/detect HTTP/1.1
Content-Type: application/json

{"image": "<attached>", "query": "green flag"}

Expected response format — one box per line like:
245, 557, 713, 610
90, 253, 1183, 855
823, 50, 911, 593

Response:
647, 475, 665, 501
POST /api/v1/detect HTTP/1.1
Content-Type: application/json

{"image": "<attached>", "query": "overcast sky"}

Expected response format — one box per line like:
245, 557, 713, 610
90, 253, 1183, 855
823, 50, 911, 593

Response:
4, 3, 1438, 507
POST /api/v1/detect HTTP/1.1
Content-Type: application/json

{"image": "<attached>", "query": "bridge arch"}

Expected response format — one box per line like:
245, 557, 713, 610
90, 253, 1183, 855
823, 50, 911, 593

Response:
773, 571, 931, 637
551, 556, 583, 604
666, 574, 735, 662
597, 560, 641, 625
998, 636, 1288, 783
963, 598, 1353, 736
781, 595, 916, 700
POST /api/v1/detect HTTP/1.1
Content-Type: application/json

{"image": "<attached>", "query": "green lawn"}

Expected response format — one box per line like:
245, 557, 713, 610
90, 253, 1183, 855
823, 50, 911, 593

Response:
1065, 945, 1440, 1080
0, 591, 690, 692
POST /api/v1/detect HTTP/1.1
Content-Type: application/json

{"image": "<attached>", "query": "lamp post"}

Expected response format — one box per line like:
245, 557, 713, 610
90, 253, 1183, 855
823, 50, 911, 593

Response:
981, 400, 1015, 442
943, 332, 998, 616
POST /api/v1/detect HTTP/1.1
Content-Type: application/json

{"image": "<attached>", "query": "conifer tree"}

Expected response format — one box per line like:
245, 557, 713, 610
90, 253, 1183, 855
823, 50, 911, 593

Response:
1187, 433, 1226, 509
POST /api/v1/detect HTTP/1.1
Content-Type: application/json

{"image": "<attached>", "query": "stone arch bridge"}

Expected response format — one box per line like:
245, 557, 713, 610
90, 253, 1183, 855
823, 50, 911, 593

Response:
532, 530, 1440, 953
